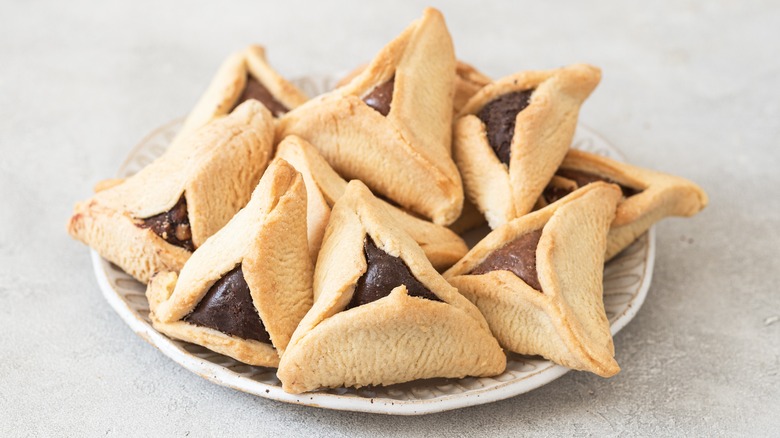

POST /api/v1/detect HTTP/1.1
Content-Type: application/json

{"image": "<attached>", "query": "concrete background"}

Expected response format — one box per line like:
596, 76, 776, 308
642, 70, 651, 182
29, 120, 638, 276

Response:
1, 0, 778, 436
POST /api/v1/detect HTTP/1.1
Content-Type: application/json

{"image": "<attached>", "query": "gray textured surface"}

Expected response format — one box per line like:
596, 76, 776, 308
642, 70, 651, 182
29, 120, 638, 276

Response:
1, 0, 778, 436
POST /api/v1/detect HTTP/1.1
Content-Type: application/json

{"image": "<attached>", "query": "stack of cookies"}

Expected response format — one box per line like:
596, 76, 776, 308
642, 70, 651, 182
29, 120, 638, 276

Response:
67, 8, 707, 394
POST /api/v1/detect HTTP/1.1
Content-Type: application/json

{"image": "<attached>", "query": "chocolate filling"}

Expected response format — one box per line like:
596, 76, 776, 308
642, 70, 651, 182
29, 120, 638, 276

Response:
232, 75, 289, 117
477, 89, 535, 165
470, 229, 544, 291
541, 185, 575, 206
363, 76, 395, 117
543, 169, 641, 204
139, 195, 195, 251
184, 266, 271, 343
348, 236, 440, 309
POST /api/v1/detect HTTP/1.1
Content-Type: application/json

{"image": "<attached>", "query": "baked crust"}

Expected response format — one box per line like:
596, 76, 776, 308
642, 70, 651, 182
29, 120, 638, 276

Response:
335, 59, 491, 116
176, 44, 308, 143
444, 183, 622, 377
277, 180, 505, 394
274, 135, 468, 270
454, 64, 601, 228
540, 149, 708, 260
277, 8, 464, 225
67, 101, 275, 283
146, 159, 313, 367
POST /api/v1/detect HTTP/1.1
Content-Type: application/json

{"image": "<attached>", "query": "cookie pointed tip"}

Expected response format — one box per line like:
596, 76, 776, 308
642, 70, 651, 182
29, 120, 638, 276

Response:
279, 133, 304, 145
595, 181, 625, 202
580, 63, 602, 73
422, 6, 445, 17
691, 183, 709, 212
245, 44, 266, 56
230, 97, 273, 120
671, 177, 708, 216
560, 63, 602, 91
597, 359, 621, 378
274, 157, 306, 187
344, 179, 372, 196
419, 7, 449, 29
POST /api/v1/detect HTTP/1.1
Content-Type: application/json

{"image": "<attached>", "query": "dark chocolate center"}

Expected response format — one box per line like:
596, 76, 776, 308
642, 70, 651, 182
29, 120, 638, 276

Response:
232, 75, 289, 117
541, 185, 575, 206
543, 169, 640, 205
139, 195, 195, 252
477, 89, 535, 165
470, 229, 544, 291
348, 236, 440, 309
184, 266, 271, 343
363, 76, 395, 117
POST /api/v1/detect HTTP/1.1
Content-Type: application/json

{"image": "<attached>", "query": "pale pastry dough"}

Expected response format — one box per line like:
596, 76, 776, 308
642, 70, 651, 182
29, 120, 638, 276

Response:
538, 149, 708, 260
146, 159, 313, 367
445, 183, 621, 377
176, 44, 308, 144
274, 135, 468, 270
277, 180, 505, 393
277, 8, 464, 225
335, 59, 491, 115
454, 64, 601, 228
67, 101, 275, 283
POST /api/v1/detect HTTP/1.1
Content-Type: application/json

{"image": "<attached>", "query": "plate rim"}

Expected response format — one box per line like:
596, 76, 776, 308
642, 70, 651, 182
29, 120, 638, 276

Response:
91, 121, 656, 415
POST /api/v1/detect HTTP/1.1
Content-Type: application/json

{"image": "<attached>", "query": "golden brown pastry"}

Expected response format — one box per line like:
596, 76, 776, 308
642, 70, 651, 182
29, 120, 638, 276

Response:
277, 8, 464, 225
67, 101, 275, 283
537, 149, 708, 260
335, 59, 491, 115
277, 180, 505, 394
454, 64, 601, 228
176, 44, 308, 143
445, 182, 622, 377
274, 135, 468, 270
146, 159, 312, 367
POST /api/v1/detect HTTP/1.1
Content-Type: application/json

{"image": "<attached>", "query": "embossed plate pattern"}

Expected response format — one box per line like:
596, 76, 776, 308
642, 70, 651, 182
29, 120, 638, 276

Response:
91, 76, 655, 415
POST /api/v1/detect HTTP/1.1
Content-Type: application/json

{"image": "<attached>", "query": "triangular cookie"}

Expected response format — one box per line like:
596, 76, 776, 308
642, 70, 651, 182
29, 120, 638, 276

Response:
68, 101, 275, 282
277, 180, 505, 394
277, 8, 464, 225
445, 182, 622, 377
454, 64, 601, 228
537, 149, 708, 260
176, 44, 308, 142
274, 135, 468, 270
146, 159, 313, 367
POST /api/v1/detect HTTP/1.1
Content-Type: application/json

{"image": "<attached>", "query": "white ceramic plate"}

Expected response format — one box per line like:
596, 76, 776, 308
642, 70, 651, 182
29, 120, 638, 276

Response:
92, 76, 655, 415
